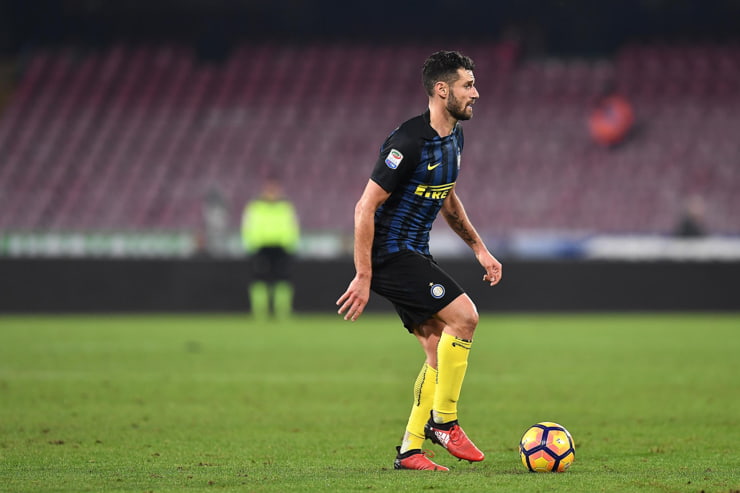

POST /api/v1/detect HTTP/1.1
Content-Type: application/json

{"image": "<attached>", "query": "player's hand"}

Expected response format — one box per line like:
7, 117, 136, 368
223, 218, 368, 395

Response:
478, 251, 502, 287
336, 275, 371, 321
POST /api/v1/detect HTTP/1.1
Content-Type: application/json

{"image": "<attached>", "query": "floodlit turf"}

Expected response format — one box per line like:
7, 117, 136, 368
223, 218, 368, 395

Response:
1, 312, 739, 492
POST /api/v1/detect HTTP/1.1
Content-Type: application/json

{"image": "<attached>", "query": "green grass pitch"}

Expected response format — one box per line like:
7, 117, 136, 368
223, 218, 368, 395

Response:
1, 313, 739, 492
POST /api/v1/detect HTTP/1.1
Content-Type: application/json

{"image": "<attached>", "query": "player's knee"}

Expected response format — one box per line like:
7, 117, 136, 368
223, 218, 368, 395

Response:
440, 296, 479, 339
452, 308, 478, 340
464, 298, 480, 326
468, 308, 480, 331
463, 312, 479, 338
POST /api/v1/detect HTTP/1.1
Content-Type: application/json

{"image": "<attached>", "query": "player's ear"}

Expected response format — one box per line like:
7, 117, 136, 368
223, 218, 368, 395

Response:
435, 81, 448, 99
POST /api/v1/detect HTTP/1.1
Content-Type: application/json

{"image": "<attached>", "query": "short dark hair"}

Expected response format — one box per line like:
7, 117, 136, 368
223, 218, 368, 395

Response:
422, 51, 475, 96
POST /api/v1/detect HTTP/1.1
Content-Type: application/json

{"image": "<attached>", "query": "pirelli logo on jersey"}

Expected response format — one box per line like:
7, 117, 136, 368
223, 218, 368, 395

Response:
414, 182, 455, 200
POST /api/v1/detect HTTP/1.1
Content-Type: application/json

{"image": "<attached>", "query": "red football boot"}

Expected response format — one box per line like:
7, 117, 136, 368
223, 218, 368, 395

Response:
424, 418, 485, 463
393, 447, 449, 471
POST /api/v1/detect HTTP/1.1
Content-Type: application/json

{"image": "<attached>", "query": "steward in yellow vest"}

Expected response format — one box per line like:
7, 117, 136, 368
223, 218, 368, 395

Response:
241, 179, 300, 320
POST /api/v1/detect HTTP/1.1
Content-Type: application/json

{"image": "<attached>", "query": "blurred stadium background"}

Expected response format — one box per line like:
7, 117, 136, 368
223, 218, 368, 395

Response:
1, 0, 739, 312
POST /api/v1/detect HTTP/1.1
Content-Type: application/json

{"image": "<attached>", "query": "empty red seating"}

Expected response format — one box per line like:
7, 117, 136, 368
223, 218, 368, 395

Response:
0, 41, 738, 236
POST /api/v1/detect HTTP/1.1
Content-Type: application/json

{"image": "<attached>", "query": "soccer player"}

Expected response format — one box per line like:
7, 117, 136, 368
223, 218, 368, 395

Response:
336, 51, 502, 471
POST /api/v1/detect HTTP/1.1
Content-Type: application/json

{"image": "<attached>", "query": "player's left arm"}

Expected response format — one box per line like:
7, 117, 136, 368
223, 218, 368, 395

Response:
441, 188, 502, 286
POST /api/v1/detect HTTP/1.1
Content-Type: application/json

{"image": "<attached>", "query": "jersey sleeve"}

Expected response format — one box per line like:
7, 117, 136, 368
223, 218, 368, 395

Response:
370, 126, 419, 193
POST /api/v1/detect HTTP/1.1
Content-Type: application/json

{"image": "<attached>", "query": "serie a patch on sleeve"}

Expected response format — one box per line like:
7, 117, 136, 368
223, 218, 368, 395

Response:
385, 149, 403, 169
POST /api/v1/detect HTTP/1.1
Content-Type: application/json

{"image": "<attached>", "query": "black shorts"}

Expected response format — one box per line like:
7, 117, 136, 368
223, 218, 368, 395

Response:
251, 246, 293, 283
371, 250, 465, 333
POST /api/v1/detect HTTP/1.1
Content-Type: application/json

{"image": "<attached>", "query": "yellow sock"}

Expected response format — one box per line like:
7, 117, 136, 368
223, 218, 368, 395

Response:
273, 281, 294, 319
249, 282, 269, 320
433, 332, 472, 424
400, 363, 437, 453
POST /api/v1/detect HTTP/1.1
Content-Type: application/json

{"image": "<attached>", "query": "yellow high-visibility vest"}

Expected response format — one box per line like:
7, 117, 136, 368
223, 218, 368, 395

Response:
241, 199, 300, 253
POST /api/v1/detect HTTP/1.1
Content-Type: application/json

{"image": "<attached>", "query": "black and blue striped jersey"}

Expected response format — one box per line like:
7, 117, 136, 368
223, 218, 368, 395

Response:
370, 110, 464, 258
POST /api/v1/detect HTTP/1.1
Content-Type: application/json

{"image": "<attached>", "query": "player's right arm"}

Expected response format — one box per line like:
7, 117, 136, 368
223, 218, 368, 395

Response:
336, 179, 390, 321
337, 120, 418, 321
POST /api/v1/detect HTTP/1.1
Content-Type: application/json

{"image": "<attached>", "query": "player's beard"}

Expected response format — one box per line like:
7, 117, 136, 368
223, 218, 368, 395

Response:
446, 92, 473, 121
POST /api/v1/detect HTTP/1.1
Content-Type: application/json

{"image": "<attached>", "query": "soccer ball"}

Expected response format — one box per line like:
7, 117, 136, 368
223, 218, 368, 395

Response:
519, 422, 575, 472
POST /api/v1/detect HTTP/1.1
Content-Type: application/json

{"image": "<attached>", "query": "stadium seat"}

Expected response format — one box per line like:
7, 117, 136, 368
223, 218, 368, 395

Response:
0, 41, 738, 235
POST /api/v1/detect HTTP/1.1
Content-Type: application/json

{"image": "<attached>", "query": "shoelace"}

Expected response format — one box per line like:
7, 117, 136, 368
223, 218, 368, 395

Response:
421, 449, 437, 459
448, 426, 462, 444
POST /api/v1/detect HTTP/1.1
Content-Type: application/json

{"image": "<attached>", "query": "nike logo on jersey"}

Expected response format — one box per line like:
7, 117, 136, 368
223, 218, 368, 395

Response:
427, 162, 442, 170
